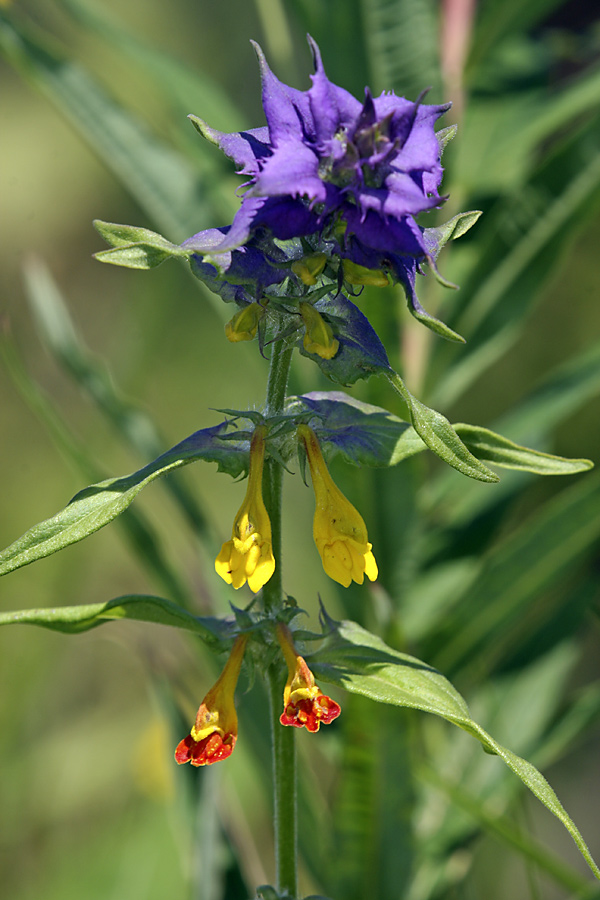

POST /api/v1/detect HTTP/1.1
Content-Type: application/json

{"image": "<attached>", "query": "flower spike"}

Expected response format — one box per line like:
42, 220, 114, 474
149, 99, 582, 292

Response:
215, 425, 275, 592
276, 623, 340, 732
298, 424, 378, 587
175, 635, 248, 766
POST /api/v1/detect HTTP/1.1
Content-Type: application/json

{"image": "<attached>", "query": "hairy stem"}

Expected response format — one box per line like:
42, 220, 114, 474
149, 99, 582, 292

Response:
268, 665, 298, 898
262, 339, 297, 896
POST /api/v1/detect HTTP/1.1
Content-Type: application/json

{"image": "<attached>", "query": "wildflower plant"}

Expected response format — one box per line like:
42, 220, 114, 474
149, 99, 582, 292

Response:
1, 10, 600, 900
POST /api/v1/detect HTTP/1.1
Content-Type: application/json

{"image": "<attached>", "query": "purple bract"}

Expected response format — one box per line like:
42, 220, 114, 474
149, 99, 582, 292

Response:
186, 36, 450, 280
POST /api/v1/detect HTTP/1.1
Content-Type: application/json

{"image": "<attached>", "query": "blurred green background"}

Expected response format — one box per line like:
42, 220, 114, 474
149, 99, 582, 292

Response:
1, 0, 600, 898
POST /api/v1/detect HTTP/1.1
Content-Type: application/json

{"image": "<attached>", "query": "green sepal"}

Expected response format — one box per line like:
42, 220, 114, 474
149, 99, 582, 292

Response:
454, 424, 594, 475
309, 620, 600, 881
387, 373, 499, 483
0, 595, 231, 648
0, 422, 248, 577
408, 302, 466, 344
93, 219, 188, 269
436, 124, 458, 155
424, 210, 482, 260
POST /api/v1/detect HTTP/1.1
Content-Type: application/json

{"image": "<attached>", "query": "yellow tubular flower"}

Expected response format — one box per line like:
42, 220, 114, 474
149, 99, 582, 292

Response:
225, 302, 265, 342
298, 424, 378, 587
342, 259, 389, 287
291, 252, 327, 285
299, 301, 339, 360
215, 426, 275, 592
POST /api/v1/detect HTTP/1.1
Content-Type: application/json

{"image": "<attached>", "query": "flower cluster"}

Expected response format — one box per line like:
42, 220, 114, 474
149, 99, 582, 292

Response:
178, 35, 456, 343
176, 626, 339, 767
187, 37, 448, 283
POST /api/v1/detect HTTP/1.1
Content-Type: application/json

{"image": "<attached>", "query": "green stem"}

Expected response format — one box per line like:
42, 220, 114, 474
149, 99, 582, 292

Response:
262, 339, 297, 896
262, 340, 293, 614
268, 666, 298, 898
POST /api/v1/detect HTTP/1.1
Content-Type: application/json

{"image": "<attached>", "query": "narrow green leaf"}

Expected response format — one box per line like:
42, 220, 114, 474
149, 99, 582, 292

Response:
93, 219, 189, 269
92, 220, 179, 250
455, 423, 593, 475
310, 620, 600, 881
0, 596, 229, 646
94, 244, 183, 270
387, 372, 499, 482
0, 424, 247, 577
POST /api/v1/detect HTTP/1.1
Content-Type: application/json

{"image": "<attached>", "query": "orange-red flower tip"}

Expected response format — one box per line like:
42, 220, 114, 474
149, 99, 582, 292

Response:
276, 623, 341, 733
175, 731, 236, 766
175, 635, 247, 768
280, 693, 341, 733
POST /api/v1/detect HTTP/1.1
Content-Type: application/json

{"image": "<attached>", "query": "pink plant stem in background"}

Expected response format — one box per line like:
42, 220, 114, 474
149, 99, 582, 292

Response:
440, 0, 477, 121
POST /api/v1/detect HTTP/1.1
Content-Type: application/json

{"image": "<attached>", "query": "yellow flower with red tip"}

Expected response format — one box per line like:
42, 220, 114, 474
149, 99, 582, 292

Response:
215, 425, 276, 593
175, 635, 248, 767
298, 424, 378, 588
299, 301, 339, 360
276, 624, 340, 732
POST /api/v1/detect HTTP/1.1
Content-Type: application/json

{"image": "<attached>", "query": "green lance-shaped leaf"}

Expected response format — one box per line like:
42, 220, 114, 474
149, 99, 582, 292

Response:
93, 220, 189, 269
287, 391, 592, 476
387, 372, 499, 482
0, 424, 248, 577
309, 620, 600, 881
0, 596, 230, 648
454, 423, 593, 475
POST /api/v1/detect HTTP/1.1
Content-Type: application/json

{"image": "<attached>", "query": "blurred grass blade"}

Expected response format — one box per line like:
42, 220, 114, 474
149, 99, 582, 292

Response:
458, 68, 600, 192
0, 423, 247, 577
1, 327, 191, 602
23, 256, 215, 547
494, 339, 600, 444
0, 7, 213, 241
431, 147, 600, 407
470, 0, 571, 74
428, 470, 600, 677
419, 764, 595, 895
362, 0, 442, 99
425, 339, 600, 524
310, 620, 600, 881
56, 0, 243, 131
0, 596, 229, 646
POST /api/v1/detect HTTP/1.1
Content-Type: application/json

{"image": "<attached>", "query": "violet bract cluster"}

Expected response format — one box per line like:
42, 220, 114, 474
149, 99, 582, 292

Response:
182, 35, 456, 336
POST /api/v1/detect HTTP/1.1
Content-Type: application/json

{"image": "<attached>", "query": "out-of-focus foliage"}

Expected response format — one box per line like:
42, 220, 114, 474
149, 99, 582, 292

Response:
1, 1, 599, 899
